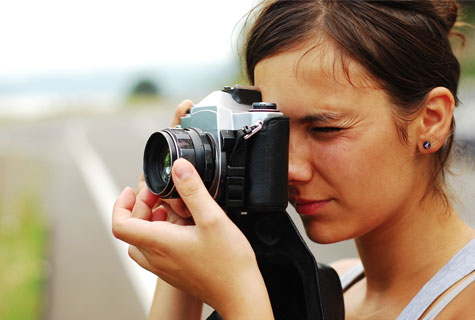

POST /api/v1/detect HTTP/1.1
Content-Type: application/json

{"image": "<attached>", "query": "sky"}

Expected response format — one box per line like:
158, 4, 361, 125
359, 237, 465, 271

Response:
0, 0, 258, 78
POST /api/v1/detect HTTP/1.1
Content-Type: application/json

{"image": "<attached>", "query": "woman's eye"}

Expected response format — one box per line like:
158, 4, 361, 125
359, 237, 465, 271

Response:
311, 127, 343, 133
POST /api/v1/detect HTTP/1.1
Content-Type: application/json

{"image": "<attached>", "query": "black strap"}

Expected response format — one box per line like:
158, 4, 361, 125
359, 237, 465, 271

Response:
225, 126, 252, 210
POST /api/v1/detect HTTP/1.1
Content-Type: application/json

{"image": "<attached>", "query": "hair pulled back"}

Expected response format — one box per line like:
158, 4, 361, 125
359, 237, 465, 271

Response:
244, 0, 464, 205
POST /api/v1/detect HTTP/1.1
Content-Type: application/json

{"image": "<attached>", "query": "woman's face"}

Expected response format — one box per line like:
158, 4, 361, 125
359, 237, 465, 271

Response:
254, 43, 425, 244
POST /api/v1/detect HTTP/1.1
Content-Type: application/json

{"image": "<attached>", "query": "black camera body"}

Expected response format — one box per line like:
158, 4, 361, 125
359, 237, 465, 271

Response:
143, 85, 289, 212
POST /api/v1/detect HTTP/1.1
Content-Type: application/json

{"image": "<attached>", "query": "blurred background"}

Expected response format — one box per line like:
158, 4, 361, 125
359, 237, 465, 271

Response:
0, 1, 474, 319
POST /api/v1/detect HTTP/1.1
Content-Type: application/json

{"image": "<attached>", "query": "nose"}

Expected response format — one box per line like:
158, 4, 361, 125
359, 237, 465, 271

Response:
288, 133, 312, 184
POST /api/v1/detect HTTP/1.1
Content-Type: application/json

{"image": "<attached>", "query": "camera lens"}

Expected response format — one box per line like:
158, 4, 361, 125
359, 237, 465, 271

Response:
159, 149, 172, 182
143, 131, 176, 196
143, 128, 217, 198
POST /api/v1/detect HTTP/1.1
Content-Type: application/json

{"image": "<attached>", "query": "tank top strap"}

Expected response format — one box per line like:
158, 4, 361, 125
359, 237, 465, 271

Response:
421, 272, 475, 320
396, 238, 475, 320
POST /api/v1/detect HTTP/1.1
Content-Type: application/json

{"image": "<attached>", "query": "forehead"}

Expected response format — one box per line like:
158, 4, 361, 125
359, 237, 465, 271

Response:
254, 41, 385, 115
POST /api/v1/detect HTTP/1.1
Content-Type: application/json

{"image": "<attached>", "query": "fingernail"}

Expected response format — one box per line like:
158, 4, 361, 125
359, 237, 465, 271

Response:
173, 159, 193, 180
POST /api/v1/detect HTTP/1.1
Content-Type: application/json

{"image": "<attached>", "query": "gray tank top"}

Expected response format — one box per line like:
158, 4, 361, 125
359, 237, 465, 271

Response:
340, 239, 475, 319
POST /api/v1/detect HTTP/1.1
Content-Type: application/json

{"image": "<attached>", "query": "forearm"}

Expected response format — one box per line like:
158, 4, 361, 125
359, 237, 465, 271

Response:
148, 277, 203, 320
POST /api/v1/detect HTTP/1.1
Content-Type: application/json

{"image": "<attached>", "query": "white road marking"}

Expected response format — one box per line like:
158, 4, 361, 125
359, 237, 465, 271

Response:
65, 122, 156, 313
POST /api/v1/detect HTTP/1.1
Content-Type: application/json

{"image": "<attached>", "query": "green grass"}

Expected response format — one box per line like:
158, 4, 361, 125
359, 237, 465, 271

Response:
125, 94, 164, 109
0, 189, 49, 320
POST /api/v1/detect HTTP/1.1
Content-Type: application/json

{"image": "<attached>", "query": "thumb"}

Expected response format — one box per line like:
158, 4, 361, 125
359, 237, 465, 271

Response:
171, 158, 223, 225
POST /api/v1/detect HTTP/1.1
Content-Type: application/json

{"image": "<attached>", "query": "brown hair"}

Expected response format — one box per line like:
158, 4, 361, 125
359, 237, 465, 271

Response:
243, 0, 465, 206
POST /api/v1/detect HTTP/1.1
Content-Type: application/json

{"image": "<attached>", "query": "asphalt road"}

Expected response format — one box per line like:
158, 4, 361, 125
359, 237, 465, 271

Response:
0, 98, 474, 319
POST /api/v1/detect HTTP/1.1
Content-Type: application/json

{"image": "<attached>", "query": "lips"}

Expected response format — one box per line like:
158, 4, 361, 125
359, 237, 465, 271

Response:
294, 199, 332, 216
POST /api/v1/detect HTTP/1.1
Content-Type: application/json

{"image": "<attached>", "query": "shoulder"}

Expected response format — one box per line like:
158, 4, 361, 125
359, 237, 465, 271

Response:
425, 272, 475, 319
330, 258, 361, 277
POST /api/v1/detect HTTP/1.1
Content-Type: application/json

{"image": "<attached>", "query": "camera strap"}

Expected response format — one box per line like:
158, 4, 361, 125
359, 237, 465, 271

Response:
225, 121, 263, 212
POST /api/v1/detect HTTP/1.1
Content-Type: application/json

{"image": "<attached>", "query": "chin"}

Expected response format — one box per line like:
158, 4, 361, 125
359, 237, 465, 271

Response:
303, 219, 355, 244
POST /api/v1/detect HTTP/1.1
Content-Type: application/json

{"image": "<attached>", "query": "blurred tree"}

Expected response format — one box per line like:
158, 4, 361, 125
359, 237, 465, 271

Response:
460, 0, 475, 20
130, 78, 161, 97
458, 1, 475, 78
127, 78, 162, 108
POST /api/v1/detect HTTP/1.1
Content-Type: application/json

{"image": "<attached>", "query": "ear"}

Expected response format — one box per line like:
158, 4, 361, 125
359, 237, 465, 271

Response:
416, 87, 455, 154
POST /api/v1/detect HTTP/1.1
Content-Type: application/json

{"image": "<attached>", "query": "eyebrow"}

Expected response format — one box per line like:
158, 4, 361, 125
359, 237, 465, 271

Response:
297, 111, 348, 124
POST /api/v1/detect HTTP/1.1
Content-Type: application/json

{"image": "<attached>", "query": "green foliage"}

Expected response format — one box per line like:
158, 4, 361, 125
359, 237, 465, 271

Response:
126, 78, 163, 108
0, 189, 49, 320
459, 1, 475, 78
130, 78, 161, 97
460, 1, 475, 22
461, 57, 475, 78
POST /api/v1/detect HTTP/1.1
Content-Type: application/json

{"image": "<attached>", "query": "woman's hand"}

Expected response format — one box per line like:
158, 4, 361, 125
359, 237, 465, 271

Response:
145, 197, 202, 320
112, 159, 273, 318
136, 99, 200, 320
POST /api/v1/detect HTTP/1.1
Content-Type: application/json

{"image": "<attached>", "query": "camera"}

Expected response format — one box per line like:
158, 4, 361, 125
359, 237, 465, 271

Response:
143, 85, 289, 212
142, 86, 344, 320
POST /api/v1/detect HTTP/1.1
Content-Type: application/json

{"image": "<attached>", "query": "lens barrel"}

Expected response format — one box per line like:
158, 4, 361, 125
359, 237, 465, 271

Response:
143, 128, 216, 198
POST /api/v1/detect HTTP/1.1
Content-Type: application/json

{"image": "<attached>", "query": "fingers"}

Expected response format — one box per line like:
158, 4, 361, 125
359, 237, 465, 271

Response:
112, 188, 174, 248
161, 203, 194, 226
151, 206, 168, 221
132, 186, 160, 220
114, 186, 136, 211
137, 173, 147, 195
172, 100, 193, 126
171, 158, 224, 226
162, 198, 191, 218
129, 245, 179, 285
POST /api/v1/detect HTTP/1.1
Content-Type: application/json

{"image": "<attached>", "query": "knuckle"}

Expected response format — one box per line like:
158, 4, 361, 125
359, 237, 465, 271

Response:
201, 214, 221, 229
176, 100, 192, 114
127, 245, 135, 259
111, 218, 128, 240
111, 223, 123, 239
135, 198, 146, 210
200, 205, 226, 227
178, 99, 193, 108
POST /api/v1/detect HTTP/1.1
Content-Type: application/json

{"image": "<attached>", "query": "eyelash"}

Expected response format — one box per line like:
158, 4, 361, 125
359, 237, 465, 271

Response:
311, 127, 343, 133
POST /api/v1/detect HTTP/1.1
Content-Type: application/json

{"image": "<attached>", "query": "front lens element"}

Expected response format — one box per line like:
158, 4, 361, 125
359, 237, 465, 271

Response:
159, 150, 171, 182
143, 128, 216, 198
143, 131, 177, 196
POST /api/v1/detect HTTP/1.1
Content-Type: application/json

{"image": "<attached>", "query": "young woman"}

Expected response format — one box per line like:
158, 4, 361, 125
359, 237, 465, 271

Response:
112, 1, 475, 319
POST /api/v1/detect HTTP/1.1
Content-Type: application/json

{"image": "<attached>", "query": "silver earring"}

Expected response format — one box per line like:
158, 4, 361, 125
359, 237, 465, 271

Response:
423, 141, 431, 149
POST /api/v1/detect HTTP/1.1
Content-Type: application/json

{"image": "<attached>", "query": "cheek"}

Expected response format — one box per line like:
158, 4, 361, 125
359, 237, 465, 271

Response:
304, 134, 417, 243
314, 129, 415, 211
312, 137, 373, 186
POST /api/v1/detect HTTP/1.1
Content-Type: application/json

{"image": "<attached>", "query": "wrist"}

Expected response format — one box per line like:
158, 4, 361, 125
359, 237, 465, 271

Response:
217, 268, 274, 320
149, 278, 203, 320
